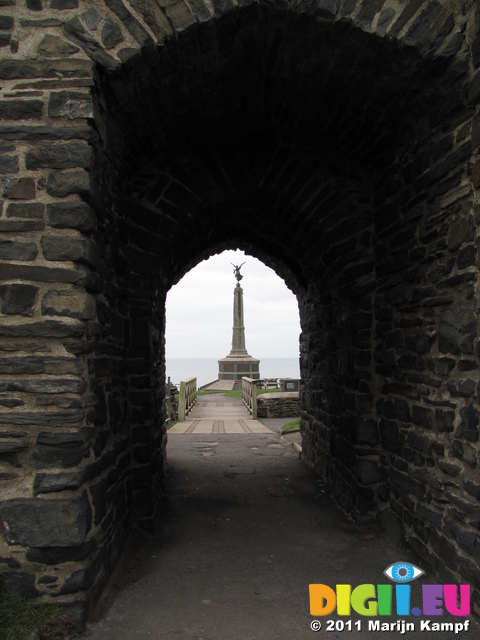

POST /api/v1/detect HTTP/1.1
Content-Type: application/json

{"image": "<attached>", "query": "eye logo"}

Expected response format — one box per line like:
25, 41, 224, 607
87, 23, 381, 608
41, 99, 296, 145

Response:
384, 562, 424, 583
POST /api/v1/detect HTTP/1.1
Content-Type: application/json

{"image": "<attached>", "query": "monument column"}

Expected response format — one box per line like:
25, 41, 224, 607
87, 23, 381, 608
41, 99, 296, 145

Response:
218, 263, 260, 382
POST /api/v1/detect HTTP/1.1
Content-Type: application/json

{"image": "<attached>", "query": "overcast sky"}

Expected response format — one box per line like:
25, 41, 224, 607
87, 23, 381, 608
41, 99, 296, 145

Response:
166, 250, 301, 359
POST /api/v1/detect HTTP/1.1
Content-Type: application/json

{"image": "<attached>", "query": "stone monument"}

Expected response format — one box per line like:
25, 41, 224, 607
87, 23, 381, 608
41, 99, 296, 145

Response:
218, 263, 260, 381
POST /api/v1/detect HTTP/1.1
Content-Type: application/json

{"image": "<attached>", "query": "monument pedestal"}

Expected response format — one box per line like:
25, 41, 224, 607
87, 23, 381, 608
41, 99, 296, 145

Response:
218, 355, 260, 381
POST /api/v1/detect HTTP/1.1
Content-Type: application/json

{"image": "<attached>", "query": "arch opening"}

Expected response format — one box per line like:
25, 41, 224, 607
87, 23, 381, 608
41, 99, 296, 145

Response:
84, 6, 478, 614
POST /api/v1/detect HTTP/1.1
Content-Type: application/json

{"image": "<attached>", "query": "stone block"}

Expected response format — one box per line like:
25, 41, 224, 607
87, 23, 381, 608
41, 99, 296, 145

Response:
435, 409, 455, 432
0, 15, 13, 29
25, 144, 91, 170
47, 202, 95, 232
0, 59, 93, 80
48, 91, 93, 120
0, 239, 37, 261
34, 471, 86, 495
38, 575, 58, 586
355, 459, 382, 485
37, 34, 80, 57
32, 447, 88, 469
354, 420, 379, 446
412, 405, 433, 429
103, 0, 152, 45
463, 479, 480, 500
426, 357, 455, 375
36, 429, 91, 446
0, 100, 43, 120
6, 202, 44, 218
0, 284, 38, 315
1, 177, 35, 199
0, 320, 85, 338
82, 8, 101, 30
0, 219, 44, 231
101, 20, 124, 49
0, 378, 86, 394
60, 568, 88, 594
448, 378, 476, 397
459, 405, 479, 442
46, 170, 90, 197
51, 0, 79, 8
439, 307, 475, 354
0, 154, 18, 173
0, 442, 27, 454
438, 460, 462, 477
41, 235, 96, 266
0, 356, 81, 375
2, 571, 37, 597
41, 290, 96, 320
26, 540, 95, 565
0, 125, 90, 141
0, 264, 86, 283
0, 494, 90, 547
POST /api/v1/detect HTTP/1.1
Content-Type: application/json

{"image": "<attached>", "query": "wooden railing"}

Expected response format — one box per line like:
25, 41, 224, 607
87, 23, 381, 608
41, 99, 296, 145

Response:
242, 377, 257, 419
178, 377, 197, 421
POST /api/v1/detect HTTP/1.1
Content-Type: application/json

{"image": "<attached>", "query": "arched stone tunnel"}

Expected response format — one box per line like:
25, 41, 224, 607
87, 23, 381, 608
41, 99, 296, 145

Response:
0, 0, 479, 623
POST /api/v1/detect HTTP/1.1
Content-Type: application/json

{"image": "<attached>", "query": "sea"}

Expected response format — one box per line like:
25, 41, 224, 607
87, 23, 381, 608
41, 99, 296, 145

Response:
166, 357, 300, 388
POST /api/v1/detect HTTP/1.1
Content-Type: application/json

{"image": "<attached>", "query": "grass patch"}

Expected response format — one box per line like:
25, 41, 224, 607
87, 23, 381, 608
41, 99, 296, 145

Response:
0, 589, 79, 640
280, 417, 301, 433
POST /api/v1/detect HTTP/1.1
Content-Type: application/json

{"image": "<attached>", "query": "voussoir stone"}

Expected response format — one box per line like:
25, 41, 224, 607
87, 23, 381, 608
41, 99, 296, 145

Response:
47, 202, 95, 231
101, 19, 124, 49
0, 494, 90, 547
41, 290, 96, 320
0, 284, 38, 315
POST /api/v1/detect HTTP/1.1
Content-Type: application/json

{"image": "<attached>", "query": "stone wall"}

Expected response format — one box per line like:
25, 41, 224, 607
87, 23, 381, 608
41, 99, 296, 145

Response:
257, 392, 299, 419
0, 0, 479, 623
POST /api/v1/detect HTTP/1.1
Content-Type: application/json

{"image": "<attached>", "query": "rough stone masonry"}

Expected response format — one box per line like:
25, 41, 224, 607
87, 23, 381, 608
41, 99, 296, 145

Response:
0, 0, 479, 625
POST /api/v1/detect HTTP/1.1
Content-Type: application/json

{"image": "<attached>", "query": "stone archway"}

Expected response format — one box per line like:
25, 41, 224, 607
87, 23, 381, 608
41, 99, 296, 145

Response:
0, 0, 479, 622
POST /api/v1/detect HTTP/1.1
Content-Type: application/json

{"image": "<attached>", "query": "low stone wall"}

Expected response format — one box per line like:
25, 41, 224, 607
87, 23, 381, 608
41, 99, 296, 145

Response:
257, 392, 299, 419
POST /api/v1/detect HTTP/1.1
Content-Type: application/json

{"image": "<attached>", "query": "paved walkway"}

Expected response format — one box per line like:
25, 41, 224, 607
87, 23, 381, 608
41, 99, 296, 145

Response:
78, 432, 479, 640
169, 393, 271, 434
